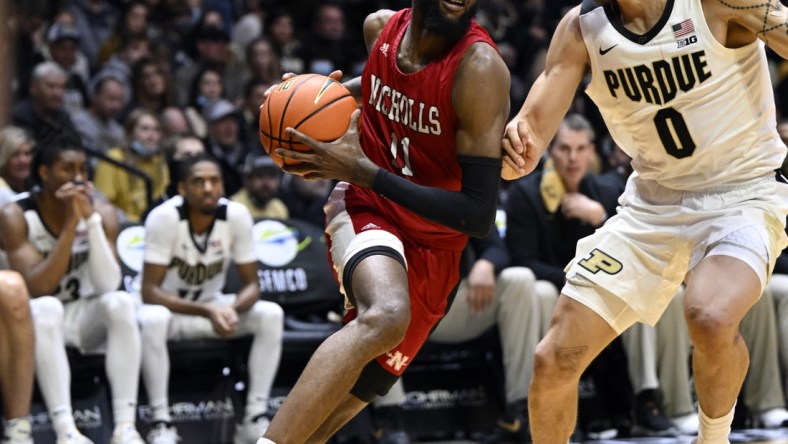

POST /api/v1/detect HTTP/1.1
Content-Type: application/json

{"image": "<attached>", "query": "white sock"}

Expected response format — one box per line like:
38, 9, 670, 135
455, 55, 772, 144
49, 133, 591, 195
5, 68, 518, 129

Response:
256, 439, 276, 444
139, 304, 172, 426
244, 395, 268, 423
697, 402, 735, 444
50, 406, 77, 438
3, 418, 32, 440
112, 399, 137, 425
246, 302, 282, 422
150, 401, 172, 424
112, 421, 136, 435
102, 292, 142, 426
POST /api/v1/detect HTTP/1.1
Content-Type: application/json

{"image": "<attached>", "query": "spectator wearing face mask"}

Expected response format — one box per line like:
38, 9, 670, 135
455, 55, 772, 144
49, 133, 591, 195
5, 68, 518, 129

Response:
93, 109, 169, 222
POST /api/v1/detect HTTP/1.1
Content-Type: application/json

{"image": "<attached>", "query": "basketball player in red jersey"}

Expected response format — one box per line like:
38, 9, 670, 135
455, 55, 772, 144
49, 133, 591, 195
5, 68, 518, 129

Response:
258, 1, 510, 442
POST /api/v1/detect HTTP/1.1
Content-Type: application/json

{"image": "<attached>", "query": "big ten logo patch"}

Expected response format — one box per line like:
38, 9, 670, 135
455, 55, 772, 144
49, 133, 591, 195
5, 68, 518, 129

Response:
578, 248, 623, 275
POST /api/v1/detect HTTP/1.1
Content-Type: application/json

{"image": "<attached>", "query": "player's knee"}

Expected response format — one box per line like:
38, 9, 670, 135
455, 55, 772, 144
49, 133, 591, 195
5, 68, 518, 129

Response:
100, 291, 137, 324
249, 301, 284, 336
356, 300, 410, 352
30, 296, 65, 333
685, 306, 738, 351
138, 305, 172, 341
532, 340, 577, 385
0, 272, 30, 322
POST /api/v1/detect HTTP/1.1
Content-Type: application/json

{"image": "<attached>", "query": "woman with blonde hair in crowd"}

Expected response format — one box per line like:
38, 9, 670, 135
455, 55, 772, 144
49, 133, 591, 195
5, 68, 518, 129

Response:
93, 109, 169, 223
0, 126, 34, 205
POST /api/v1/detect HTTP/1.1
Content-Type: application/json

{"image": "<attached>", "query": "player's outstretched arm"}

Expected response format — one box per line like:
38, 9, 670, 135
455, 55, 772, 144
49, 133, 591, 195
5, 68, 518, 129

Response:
502, 6, 589, 180
716, 0, 788, 58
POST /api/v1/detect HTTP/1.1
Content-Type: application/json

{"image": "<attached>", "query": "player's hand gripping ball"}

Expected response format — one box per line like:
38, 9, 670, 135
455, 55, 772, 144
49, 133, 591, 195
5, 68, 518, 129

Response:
259, 74, 357, 167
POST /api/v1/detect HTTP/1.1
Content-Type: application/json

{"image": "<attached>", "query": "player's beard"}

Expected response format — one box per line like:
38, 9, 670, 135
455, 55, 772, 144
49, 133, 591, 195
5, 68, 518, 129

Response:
417, 0, 478, 43
197, 201, 218, 215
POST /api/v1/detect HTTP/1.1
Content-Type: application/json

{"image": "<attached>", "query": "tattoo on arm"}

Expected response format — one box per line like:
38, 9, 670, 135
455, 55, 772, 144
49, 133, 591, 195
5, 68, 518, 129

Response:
557, 346, 588, 373
717, 0, 788, 43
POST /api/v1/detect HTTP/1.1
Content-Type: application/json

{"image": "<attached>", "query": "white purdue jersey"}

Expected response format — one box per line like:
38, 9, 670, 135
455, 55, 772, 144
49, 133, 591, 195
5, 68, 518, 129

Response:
143, 195, 256, 302
580, 0, 786, 190
16, 192, 96, 302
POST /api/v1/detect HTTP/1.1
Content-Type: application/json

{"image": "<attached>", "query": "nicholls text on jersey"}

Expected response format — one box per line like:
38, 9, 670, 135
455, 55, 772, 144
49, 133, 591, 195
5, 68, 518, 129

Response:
368, 74, 442, 135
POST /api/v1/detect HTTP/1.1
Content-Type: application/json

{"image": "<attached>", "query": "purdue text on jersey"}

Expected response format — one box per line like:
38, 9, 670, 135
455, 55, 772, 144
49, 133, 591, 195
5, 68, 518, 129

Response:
603, 50, 711, 105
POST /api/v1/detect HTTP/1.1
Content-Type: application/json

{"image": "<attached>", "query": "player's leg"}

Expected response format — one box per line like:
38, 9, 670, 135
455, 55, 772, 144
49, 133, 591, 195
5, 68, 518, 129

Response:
306, 394, 370, 442
137, 304, 178, 443
29, 296, 87, 442
0, 271, 34, 443
684, 255, 761, 443
265, 253, 411, 443
529, 293, 624, 444
74, 292, 143, 443
234, 299, 284, 442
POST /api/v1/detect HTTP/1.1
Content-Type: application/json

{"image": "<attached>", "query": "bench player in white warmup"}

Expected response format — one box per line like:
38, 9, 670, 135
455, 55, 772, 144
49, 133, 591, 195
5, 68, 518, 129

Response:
137, 155, 284, 444
0, 135, 145, 444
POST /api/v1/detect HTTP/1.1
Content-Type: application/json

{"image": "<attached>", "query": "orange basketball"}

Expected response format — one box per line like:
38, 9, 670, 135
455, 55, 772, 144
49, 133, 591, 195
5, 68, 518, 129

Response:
259, 74, 358, 167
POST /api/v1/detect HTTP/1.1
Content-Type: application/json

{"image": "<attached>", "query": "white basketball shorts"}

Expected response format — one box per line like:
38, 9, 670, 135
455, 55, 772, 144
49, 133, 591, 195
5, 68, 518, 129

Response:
563, 173, 788, 333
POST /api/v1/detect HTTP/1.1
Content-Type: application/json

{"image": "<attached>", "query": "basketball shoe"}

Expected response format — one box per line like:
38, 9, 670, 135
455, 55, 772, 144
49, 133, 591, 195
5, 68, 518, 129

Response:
109, 424, 145, 444
146, 423, 180, 444
234, 415, 270, 444
55, 430, 94, 444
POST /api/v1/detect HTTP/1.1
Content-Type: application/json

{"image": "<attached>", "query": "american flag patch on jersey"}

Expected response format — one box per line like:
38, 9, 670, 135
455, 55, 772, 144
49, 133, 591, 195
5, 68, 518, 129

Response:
672, 19, 695, 38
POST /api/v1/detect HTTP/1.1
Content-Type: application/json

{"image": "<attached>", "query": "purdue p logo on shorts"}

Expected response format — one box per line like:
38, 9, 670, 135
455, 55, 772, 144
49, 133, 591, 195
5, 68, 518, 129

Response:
578, 248, 623, 275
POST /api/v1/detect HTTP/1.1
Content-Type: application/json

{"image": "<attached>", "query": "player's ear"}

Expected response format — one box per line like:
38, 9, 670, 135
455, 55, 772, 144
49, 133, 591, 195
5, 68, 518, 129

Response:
38, 164, 50, 183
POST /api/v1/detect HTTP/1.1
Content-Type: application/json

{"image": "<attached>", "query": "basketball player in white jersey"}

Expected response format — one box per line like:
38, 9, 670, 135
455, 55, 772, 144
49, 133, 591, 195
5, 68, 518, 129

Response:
0, 135, 145, 444
501, 0, 788, 443
137, 155, 283, 444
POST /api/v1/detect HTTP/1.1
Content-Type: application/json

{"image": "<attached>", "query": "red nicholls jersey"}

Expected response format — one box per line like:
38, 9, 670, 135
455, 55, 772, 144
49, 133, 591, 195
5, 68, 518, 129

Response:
347, 8, 497, 251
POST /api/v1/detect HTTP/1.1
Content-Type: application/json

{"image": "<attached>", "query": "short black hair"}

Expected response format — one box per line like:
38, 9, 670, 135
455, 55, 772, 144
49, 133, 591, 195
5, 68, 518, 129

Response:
177, 154, 221, 184
30, 130, 85, 186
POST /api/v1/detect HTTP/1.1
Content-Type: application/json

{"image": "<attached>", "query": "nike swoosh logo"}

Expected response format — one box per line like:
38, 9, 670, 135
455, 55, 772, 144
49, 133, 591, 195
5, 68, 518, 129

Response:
599, 44, 618, 55
497, 418, 522, 433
